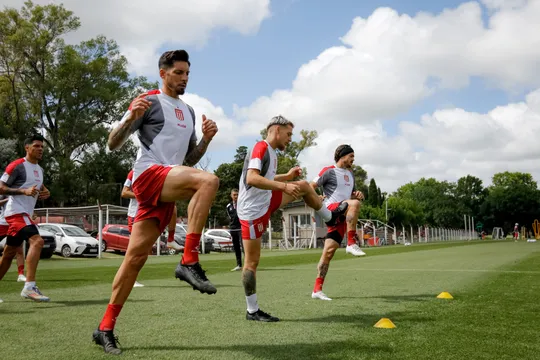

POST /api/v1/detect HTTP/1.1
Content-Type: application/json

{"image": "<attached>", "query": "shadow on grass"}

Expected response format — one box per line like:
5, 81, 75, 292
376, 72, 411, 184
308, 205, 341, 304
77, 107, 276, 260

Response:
26, 299, 153, 308
124, 340, 392, 358
335, 294, 436, 303
285, 311, 435, 327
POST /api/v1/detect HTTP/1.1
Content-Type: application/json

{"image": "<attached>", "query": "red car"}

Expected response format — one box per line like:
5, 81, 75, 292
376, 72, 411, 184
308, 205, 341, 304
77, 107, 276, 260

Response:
100, 224, 168, 255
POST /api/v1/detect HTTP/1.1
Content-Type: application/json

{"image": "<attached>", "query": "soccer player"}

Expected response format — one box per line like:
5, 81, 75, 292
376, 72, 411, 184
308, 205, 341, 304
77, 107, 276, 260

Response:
93, 50, 219, 355
0, 196, 26, 283
0, 134, 51, 302
226, 188, 243, 271
237, 116, 349, 322
310, 144, 366, 301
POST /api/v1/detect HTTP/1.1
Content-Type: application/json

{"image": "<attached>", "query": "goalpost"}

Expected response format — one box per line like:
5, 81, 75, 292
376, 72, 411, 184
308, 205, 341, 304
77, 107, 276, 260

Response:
492, 227, 504, 240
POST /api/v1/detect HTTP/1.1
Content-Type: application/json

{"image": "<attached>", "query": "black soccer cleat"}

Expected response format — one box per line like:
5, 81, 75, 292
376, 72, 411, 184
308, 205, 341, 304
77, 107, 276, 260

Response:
175, 262, 217, 294
246, 309, 280, 322
93, 328, 122, 355
325, 201, 349, 226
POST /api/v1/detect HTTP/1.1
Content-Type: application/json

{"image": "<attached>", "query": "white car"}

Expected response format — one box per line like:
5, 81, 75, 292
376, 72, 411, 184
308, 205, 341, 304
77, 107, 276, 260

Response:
0, 228, 56, 259
38, 223, 99, 258
203, 229, 234, 252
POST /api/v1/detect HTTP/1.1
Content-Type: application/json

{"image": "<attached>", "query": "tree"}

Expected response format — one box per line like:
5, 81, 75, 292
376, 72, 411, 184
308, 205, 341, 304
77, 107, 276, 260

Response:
386, 197, 424, 227
0, 139, 18, 170
352, 165, 369, 199
394, 178, 462, 227
480, 172, 540, 233
201, 146, 247, 227
0, 1, 156, 206
454, 175, 487, 216
492, 171, 537, 189
368, 178, 378, 207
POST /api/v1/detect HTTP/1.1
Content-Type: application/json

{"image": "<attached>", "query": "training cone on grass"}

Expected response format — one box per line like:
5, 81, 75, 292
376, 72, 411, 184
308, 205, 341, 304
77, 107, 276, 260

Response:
437, 291, 454, 299
374, 318, 396, 329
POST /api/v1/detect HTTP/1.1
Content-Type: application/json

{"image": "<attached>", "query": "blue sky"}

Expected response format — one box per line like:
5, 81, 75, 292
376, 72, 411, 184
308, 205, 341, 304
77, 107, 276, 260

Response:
149, 0, 527, 170
93, 0, 538, 190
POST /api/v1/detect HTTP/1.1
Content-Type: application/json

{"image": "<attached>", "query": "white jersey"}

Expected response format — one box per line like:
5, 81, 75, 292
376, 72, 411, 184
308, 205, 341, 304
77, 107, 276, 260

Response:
120, 89, 197, 183
0, 196, 8, 226
0, 158, 43, 218
237, 140, 278, 220
124, 170, 138, 217
313, 165, 355, 207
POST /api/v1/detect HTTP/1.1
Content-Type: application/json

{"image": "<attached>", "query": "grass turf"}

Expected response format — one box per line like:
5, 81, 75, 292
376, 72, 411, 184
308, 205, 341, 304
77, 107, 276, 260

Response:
0, 240, 538, 359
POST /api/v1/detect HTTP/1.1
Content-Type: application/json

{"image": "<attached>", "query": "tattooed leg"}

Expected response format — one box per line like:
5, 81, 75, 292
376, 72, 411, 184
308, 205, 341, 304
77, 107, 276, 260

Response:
242, 269, 256, 296
317, 262, 330, 279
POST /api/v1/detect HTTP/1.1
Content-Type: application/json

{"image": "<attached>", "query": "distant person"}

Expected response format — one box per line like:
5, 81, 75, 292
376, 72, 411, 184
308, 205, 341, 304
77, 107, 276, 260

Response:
226, 189, 243, 271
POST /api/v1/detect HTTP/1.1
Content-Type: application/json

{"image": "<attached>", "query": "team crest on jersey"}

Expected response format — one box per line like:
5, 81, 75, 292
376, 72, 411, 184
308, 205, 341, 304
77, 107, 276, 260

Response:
34, 170, 39, 178
344, 175, 349, 182
175, 108, 184, 121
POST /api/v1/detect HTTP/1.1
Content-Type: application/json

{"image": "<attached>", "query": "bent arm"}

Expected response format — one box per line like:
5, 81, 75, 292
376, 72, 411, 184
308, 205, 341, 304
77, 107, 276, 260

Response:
183, 139, 211, 167
108, 120, 135, 151
246, 169, 286, 192
0, 181, 26, 196
121, 186, 135, 199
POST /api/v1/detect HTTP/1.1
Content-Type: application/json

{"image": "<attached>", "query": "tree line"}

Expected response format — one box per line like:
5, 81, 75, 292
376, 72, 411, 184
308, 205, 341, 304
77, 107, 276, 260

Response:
2, 2, 538, 235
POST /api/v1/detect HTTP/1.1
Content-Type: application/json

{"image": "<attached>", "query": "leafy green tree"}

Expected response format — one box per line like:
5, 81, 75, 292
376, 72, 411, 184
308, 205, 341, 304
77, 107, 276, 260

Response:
368, 178, 378, 207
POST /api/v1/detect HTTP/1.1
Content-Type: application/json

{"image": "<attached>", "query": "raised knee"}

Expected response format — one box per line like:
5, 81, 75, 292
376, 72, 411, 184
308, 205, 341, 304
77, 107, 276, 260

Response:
298, 180, 310, 190
31, 237, 44, 249
204, 173, 219, 190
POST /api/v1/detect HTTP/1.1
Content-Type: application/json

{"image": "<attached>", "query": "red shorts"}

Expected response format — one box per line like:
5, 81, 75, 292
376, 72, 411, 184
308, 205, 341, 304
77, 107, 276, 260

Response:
240, 190, 283, 240
132, 165, 175, 233
327, 202, 346, 240
127, 216, 134, 233
0, 224, 8, 238
5, 213, 36, 237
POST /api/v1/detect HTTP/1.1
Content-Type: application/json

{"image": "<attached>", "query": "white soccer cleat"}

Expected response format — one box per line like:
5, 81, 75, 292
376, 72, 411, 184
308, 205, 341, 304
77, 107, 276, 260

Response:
133, 281, 144, 287
21, 286, 50, 302
346, 244, 366, 256
17, 274, 26, 282
167, 241, 183, 251
312, 291, 332, 301
231, 266, 242, 272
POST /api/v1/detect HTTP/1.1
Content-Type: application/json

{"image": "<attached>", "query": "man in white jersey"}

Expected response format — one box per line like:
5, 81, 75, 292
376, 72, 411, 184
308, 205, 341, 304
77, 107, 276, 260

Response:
237, 116, 349, 322
0, 196, 26, 285
93, 50, 219, 355
0, 134, 51, 302
311, 144, 366, 301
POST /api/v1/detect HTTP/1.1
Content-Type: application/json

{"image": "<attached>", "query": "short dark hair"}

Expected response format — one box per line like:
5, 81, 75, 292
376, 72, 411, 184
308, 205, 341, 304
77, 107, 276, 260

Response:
231, 189, 239, 193
158, 50, 190, 69
334, 144, 354, 163
24, 134, 44, 146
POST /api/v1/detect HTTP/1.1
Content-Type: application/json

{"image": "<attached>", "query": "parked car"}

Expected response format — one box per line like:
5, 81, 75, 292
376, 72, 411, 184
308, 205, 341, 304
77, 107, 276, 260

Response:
163, 223, 214, 254
100, 224, 168, 255
38, 223, 99, 258
0, 228, 56, 259
203, 229, 234, 252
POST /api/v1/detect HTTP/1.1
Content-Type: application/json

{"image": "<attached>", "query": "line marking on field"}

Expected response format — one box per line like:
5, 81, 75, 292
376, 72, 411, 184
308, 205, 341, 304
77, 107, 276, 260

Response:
262, 267, 540, 274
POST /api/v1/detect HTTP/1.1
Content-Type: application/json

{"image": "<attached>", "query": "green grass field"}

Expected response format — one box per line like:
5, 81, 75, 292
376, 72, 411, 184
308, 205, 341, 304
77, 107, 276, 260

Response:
1, 240, 539, 360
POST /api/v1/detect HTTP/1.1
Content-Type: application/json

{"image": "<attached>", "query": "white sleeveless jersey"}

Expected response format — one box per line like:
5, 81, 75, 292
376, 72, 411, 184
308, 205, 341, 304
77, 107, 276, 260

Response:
237, 141, 278, 220
0, 158, 43, 217
313, 165, 355, 207
119, 89, 197, 183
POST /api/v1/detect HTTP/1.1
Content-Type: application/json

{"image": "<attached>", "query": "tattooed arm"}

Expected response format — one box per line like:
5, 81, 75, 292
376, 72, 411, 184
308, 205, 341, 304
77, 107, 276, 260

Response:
183, 138, 211, 167
242, 269, 257, 296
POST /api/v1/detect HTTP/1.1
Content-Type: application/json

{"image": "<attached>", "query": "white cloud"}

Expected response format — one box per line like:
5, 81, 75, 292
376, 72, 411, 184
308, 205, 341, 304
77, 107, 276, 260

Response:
232, 1, 540, 191
300, 88, 540, 192
1, 0, 270, 75
235, 0, 540, 136
182, 93, 239, 150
